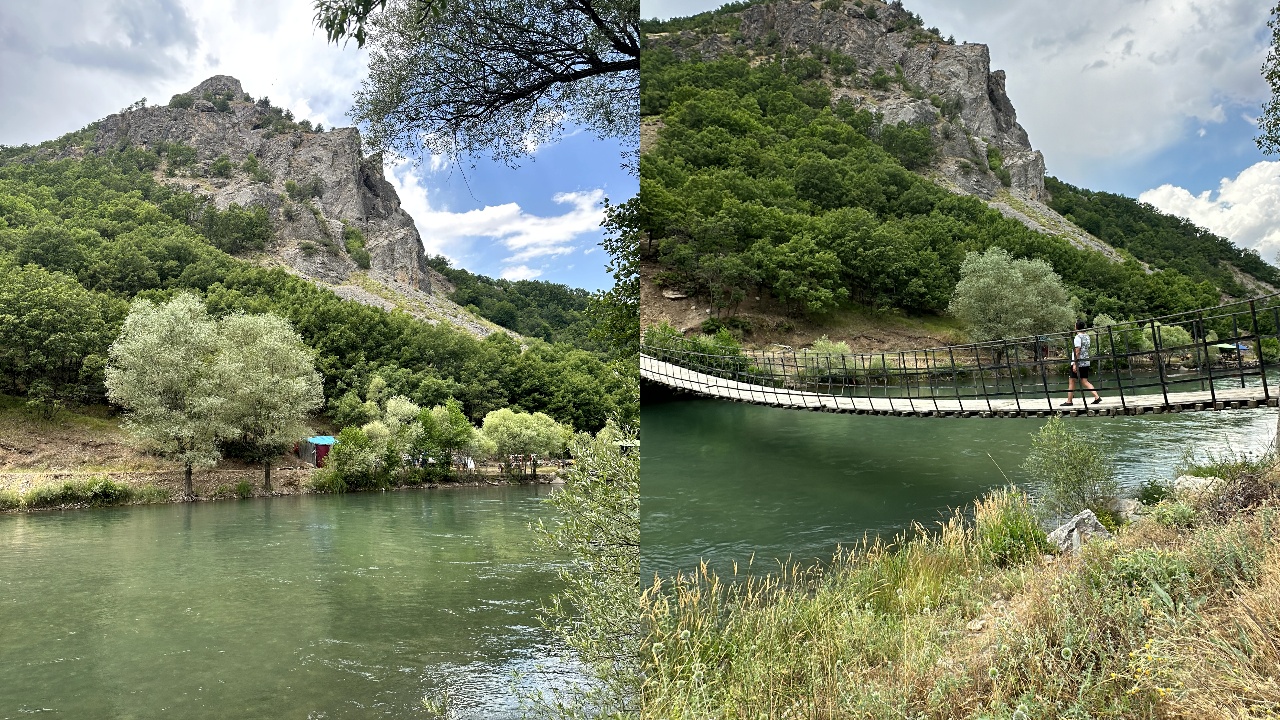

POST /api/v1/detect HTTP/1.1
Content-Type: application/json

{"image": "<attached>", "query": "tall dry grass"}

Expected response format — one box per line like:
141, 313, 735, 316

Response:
640, 485, 1280, 719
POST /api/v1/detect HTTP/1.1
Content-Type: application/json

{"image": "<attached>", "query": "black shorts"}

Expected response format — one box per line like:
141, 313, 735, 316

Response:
1070, 364, 1091, 380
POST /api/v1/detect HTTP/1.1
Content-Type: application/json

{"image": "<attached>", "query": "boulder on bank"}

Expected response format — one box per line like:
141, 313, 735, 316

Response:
1047, 509, 1112, 553
1174, 474, 1222, 495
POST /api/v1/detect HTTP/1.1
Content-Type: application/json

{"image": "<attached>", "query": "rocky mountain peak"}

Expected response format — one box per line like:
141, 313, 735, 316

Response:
647, 0, 1125, 259
186, 75, 245, 101
80, 76, 509, 339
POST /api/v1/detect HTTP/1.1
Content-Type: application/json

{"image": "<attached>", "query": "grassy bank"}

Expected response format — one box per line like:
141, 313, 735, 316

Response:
640, 460, 1280, 718
0, 395, 557, 513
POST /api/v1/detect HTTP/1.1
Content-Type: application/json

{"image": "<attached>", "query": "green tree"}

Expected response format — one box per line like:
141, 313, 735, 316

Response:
216, 312, 324, 492
590, 196, 640, 355
349, 0, 638, 164
210, 154, 234, 178
416, 398, 474, 474
1259, 2, 1280, 154
104, 293, 229, 497
948, 247, 1075, 341
531, 425, 639, 717
0, 262, 118, 404
480, 408, 569, 477
1022, 416, 1119, 522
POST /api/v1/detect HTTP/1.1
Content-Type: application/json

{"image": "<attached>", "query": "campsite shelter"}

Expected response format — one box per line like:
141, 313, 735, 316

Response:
300, 436, 336, 467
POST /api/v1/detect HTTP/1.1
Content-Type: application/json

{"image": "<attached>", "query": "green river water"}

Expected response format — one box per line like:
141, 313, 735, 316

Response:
0, 486, 570, 719
641, 385, 1279, 577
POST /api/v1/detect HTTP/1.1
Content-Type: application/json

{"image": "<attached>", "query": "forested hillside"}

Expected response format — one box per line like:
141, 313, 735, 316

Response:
1045, 176, 1280, 297
641, 50, 1220, 323
0, 151, 635, 432
424, 256, 604, 351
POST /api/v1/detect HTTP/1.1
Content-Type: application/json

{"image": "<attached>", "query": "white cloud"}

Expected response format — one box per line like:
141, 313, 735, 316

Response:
412, 187, 606, 263
1139, 161, 1280, 262
500, 264, 543, 280
384, 160, 607, 265
0, 0, 367, 145
907, 0, 1271, 176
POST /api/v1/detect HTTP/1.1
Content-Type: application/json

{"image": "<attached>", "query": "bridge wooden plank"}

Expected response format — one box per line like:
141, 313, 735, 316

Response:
641, 355, 1273, 418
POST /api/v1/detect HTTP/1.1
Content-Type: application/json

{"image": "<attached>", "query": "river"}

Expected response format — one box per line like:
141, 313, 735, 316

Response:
641, 385, 1278, 577
0, 486, 570, 719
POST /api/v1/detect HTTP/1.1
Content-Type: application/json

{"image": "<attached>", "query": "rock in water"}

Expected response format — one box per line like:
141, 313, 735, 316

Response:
1047, 510, 1112, 553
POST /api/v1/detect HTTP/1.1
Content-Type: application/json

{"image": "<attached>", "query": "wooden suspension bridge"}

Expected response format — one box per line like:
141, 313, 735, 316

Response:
641, 295, 1280, 419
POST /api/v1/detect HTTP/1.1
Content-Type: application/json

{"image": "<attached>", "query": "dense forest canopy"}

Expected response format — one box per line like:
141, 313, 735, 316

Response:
1044, 176, 1280, 296
0, 146, 635, 432
423, 255, 607, 352
640, 48, 1223, 323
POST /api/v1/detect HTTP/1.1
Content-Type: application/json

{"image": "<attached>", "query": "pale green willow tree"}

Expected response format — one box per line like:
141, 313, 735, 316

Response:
531, 425, 639, 718
480, 408, 571, 478
216, 313, 324, 492
105, 293, 229, 498
948, 247, 1075, 341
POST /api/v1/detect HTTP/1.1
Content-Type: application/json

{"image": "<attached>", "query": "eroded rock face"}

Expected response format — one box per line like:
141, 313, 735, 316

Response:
654, 0, 1048, 201
91, 77, 433, 294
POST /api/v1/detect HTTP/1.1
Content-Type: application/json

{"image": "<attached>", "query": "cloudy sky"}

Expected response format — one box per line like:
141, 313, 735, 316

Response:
645, 0, 1280, 263
0, 0, 634, 290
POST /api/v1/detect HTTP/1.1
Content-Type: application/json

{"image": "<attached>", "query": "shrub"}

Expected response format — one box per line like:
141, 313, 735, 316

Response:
285, 177, 323, 201
974, 486, 1051, 567
986, 145, 1012, 187
0, 489, 19, 510
309, 466, 347, 493
235, 480, 253, 498
1152, 499, 1197, 528
699, 317, 725, 334
241, 154, 271, 183
1136, 476, 1173, 505
342, 224, 372, 269
210, 153, 234, 178
168, 93, 194, 109
162, 142, 198, 174
22, 477, 134, 508
1023, 416, 1119, 521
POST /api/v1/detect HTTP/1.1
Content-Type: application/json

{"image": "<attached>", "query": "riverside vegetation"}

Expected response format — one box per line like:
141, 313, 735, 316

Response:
638, 420, 1280, 719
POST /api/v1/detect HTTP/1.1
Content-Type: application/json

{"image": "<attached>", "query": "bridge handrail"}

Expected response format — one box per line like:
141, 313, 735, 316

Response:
641, 294, 1280, 410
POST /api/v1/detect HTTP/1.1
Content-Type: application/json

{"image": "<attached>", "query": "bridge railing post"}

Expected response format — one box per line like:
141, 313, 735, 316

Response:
1152, 320, 1172, 409
972, 345, 992, 414
1252, 299, 1270, 402
1107, 325, 1126, 413
1004, 338, 1021, 413
1197, 312, 1217, 405
1232, 312, 1246, 389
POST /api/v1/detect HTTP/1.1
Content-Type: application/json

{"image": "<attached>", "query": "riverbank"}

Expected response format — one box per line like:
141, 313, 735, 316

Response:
640, 455, 1280, 718
0, 467, 558, 513
0, 395, 561, 513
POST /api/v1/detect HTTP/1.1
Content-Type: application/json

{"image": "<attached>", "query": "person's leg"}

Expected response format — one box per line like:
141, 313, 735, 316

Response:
1083, 377, 1099, 401
1064, 375, 1077, 403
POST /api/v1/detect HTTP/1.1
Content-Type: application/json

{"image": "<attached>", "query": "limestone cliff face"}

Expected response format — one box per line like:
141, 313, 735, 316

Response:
92, 76, 434, 294
646, 0, 1131, 258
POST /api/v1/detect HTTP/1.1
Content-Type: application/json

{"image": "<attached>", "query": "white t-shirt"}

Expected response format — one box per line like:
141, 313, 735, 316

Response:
1074, 332, 1091, 367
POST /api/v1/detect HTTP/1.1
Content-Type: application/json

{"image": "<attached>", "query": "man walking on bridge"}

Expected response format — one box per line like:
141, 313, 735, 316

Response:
1062, 320, 1101, 406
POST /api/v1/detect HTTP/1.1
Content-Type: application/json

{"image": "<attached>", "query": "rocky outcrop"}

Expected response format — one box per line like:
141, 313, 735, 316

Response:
647, 0, 1129, 250
93, 79, 434, 295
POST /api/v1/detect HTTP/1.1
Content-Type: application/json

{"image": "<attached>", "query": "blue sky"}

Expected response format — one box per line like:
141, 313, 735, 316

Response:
645, 0, 1280, 262
0, 0, 634, 291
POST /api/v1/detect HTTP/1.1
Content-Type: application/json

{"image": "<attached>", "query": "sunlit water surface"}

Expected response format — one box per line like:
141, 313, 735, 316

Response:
0, 486, 572, 719
642, 386, 1278, 576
